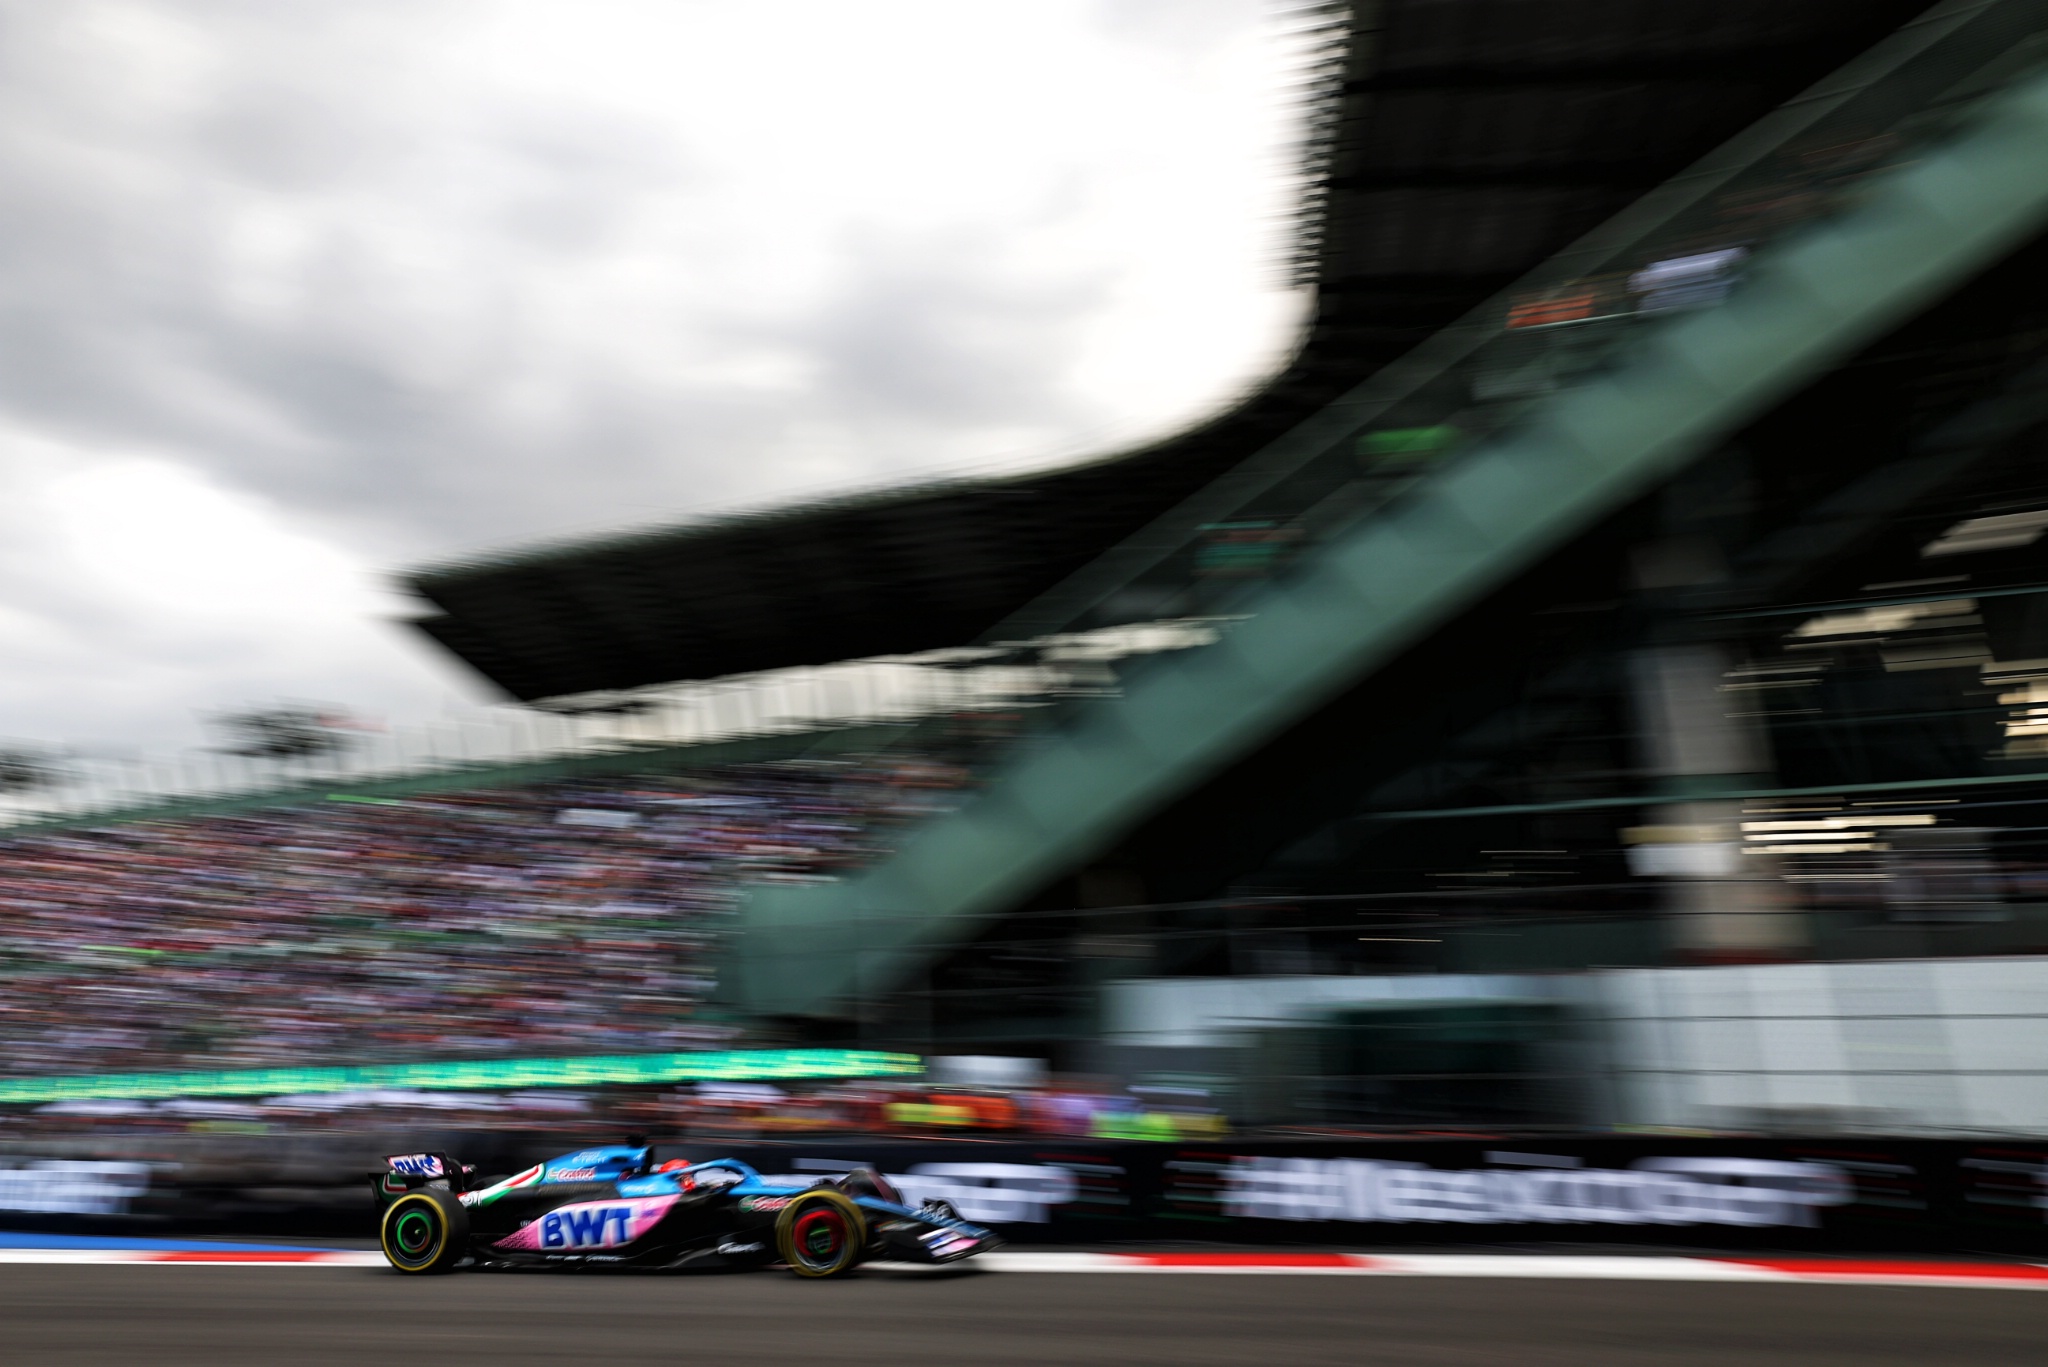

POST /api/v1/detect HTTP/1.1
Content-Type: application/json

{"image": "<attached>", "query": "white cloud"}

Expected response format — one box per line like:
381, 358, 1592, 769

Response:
0, 422, 461, 750
0, 0, 1306, 750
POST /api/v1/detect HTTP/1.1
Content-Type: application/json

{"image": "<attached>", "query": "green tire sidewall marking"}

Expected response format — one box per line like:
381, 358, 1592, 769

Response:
386, 1196, 446, 1267
395, 1209, 434, 1255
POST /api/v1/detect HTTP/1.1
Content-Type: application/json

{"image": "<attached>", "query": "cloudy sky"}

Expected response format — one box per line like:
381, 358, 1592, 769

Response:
0, 0, 1308, 756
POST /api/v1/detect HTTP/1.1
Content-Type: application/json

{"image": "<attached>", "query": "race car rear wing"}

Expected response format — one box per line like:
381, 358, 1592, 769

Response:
371, 1151, 476, 1205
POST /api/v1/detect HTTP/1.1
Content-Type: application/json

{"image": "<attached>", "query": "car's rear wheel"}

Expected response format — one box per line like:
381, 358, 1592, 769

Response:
381, 1189, 468, 1274
775, 1189, 865, 1277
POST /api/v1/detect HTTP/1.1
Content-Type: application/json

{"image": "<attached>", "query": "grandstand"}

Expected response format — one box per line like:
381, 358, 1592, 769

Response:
15, 1, 2048, 1138
406, 0, 2048, 1133
0, 757, 964, 1080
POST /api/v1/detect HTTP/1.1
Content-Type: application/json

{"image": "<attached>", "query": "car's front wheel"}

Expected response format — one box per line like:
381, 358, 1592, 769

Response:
380, 1189, 468, 1274
775, 1189, 866, 1277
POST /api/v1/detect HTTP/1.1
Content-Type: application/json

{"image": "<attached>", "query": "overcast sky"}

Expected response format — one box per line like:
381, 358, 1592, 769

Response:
0, 0, 1308, 756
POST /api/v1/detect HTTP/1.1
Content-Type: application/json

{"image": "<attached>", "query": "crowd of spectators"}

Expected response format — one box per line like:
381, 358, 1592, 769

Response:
0, 757, 966, 1077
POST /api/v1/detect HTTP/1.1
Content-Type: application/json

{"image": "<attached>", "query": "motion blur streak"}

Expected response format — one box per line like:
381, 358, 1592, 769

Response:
0, 1267, 2040, 1366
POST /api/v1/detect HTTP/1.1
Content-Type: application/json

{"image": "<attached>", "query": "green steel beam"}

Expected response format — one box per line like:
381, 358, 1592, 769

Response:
730, 65, 2048, 1017
0, 1048, 923, 1105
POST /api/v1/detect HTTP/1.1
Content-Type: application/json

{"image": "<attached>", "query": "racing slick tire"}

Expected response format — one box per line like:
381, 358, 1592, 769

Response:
381, 1188, 469, 1274
775, 1189, 866, 1277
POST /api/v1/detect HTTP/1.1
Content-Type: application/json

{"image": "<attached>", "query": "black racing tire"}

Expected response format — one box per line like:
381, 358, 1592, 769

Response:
775, 1189, 866, 1277
380, 1188, 468, 1274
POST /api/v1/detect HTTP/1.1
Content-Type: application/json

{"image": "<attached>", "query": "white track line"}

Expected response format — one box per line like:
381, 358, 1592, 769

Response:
924, 1253, 2048, 1288
0, 1248, 2043, 1288
0, 1249, 384, 1266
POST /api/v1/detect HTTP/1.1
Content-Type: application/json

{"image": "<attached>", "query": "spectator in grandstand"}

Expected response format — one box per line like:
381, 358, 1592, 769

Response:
0, 757, 965, 1077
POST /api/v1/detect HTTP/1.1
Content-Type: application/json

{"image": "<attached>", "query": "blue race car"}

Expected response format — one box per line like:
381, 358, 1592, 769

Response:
372, 1144, 997, 1277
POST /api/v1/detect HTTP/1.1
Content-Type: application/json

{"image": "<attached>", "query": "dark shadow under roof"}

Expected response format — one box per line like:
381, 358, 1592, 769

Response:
406, 0, 1932, 703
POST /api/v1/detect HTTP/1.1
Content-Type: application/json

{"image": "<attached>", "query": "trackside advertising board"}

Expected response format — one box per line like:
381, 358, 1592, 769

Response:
0, 1137, 2042, 1252
685, 1139, 2048, 1254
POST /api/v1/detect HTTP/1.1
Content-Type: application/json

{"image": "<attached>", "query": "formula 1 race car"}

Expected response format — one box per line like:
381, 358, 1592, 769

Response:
371, 1145, 998, 1277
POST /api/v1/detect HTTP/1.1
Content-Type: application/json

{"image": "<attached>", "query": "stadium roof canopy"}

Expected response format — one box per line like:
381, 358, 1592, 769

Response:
406, 0, 1930, 703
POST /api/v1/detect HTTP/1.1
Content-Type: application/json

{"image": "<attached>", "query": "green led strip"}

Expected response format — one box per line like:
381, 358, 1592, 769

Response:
0, 1048, 922, 1104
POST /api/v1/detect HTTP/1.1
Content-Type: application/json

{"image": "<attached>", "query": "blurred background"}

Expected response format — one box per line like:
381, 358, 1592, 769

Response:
6, 0, 2048, 1265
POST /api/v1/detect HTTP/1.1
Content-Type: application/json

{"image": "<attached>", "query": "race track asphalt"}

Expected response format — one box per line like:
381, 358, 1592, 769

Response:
0, 1264, 2042, 1366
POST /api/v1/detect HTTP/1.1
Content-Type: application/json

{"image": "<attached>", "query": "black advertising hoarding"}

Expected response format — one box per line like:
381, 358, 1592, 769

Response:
0, 1134, 2041, 1251
684, 1138, 2048, 1253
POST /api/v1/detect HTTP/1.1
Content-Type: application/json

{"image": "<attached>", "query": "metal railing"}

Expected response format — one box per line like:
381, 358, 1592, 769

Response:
0, 660, 1042, 830
0, 618, 1227, 830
